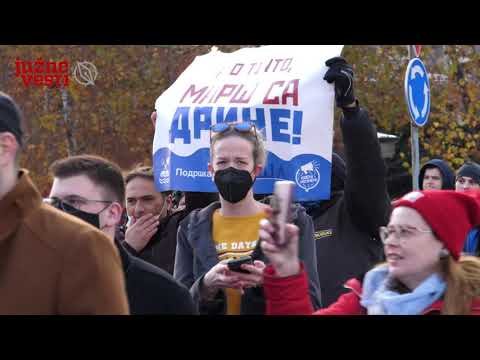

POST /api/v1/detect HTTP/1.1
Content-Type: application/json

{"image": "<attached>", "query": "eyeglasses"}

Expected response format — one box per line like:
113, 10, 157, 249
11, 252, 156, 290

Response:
44, 196, 113, 212
209, 121, 258, 144
379, 225, 433, 245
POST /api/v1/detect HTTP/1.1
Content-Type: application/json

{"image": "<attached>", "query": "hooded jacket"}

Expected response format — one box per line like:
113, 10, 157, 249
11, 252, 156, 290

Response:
419, 159, 455, 190
174, 201, 322, 314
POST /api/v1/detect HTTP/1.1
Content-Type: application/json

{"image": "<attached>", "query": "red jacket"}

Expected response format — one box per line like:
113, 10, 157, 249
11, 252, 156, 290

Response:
263, 264, 480, 315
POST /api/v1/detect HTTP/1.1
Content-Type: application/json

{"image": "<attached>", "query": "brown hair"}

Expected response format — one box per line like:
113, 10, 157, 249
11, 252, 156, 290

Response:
124, 165, 172, 196
50, 155, 125, 205
210, 123, 267, 168
124, 165, 154, 185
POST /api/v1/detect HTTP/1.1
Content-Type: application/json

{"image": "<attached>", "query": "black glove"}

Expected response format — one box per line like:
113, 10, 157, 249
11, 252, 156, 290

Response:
323, 57, 356, 109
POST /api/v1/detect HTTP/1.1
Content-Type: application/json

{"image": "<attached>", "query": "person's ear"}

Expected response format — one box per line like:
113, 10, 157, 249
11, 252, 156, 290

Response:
165, 194, 173, 212
105, 202, 123, 227
0, 133, 18, 167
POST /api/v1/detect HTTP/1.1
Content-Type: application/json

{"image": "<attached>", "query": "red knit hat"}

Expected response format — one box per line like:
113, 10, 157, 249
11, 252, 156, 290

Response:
392, 190, 480, 260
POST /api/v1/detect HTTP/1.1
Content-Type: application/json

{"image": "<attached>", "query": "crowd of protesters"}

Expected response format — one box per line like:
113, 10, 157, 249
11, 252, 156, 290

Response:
1, 55, 480, 315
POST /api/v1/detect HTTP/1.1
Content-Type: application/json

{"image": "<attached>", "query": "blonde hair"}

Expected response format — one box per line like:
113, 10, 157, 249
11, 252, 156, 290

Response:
210, 123, 267, 168
441, 255, 480, 315
376, 255, 480, 314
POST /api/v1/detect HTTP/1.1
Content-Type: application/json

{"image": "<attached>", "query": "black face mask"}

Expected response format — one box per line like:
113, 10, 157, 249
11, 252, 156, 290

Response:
214, 167, 254, 204
51, 199, 101, 229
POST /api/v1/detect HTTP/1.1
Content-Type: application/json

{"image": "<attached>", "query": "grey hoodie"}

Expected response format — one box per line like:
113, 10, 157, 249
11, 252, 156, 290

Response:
174, 201, 322, 314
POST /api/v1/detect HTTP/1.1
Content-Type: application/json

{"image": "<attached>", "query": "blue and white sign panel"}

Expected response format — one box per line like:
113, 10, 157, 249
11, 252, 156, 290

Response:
404, 57, 431, 127
153, 45, 344, 201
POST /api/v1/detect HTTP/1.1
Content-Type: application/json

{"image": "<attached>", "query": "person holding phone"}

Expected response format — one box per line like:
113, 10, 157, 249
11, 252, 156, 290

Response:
174, 122, 321, 315
260, 190, 480, 315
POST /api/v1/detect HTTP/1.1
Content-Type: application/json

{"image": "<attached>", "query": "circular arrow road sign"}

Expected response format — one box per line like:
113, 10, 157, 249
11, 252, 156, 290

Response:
405, 58, 430, 127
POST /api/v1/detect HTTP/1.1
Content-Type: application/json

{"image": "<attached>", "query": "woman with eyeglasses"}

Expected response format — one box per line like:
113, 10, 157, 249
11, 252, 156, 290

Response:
260, 190, 480, 315
174, 121, 322, 315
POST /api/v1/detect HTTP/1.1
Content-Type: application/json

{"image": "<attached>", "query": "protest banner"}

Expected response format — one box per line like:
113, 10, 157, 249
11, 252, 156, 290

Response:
153, 45, 343, 201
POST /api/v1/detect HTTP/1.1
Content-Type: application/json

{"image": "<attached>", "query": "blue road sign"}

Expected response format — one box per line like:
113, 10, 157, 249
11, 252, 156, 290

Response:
404, 58, 431, 127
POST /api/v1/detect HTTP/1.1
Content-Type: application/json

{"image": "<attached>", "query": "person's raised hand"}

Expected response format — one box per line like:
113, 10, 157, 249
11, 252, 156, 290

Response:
259, 217, 301, 278
323, 56, 356, 109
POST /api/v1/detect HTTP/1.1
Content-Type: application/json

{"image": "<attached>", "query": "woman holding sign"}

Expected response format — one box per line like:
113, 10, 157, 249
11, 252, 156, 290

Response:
174, 121, 321, 315
260, 190, 480, 315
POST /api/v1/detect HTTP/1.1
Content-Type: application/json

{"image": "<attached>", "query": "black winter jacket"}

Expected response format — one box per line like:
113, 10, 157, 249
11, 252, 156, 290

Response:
116, 240, 197, 314
309, 105, 390, 307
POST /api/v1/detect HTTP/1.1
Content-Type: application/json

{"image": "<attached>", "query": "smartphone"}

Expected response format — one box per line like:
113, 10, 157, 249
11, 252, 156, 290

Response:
227, 256, 253, 274
271, 180, 295, 247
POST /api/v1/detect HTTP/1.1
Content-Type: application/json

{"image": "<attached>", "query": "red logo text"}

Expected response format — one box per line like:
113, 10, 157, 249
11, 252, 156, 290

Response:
15, 58, 69, 87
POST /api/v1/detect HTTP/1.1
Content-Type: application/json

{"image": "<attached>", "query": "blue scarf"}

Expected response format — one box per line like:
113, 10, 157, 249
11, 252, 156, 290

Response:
464, 228, 480, 255
360, 265, 446, 315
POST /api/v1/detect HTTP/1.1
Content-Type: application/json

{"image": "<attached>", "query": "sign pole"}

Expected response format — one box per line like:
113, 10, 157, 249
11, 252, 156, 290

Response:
408, 45, 421, 190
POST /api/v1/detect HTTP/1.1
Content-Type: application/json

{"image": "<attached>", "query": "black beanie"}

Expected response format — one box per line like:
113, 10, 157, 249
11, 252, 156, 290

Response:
457, 162, 480, 185
0, 92, 24, 146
